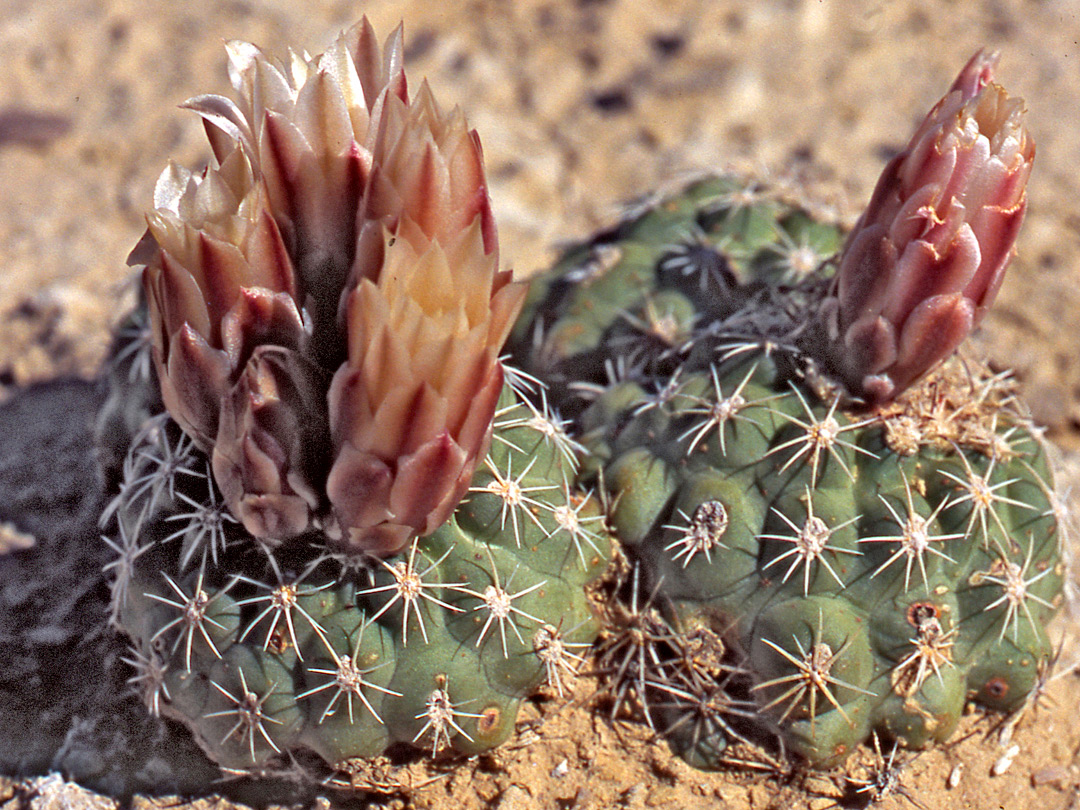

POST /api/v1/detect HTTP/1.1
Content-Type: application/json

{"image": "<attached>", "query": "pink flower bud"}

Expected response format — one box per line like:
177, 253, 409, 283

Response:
211, 345, 330, 540
827, 50, 1034, 403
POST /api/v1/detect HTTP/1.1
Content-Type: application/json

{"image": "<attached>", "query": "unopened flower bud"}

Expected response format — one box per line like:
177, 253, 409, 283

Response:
826, 50, 1034, 403
212, 345, 330, 540
325, 83, 525, 554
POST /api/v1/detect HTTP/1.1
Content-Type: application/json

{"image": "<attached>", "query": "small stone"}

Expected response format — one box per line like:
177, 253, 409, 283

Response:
947, 762, 963, 788
26, 775, 118, 810
496, 785, 533, 810
0, 521, 34, 554
992, 744, 1020, 776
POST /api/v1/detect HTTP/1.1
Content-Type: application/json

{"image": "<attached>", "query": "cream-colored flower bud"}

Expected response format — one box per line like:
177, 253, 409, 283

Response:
142, 154, 301, 447
326, 83, 526, 555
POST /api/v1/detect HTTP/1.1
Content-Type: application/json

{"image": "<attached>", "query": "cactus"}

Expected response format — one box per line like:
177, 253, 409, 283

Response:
98, 17, 610, 776
509, 51, 1065, 768
100, 12, 1062, 780
102, 378, 608, 772
510, 174, 842, 418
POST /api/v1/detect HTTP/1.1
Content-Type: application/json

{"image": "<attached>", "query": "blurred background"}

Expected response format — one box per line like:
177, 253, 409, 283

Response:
1, 3, 1079, 807
0, 0, 1078, 444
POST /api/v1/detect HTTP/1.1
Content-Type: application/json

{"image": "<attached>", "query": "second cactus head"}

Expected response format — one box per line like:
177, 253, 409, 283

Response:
509, 50, 1062, 770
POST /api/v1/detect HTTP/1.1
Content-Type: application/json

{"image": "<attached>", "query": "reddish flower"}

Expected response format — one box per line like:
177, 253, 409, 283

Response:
827, 51, 1034, 404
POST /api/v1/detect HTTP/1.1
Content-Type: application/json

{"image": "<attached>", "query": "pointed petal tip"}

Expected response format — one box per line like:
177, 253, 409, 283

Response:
952, 49, 1001, 99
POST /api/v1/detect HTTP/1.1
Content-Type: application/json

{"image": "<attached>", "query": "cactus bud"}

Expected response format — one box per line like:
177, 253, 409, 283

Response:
826, 50, 1034, 404
325, 83, 525, 555
142, 158, 302, 448
136, 18, 525, 553
211, 345, 330, 540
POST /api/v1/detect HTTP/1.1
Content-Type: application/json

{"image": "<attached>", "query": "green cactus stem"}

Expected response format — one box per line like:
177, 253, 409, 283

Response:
509, 170, 1064, 769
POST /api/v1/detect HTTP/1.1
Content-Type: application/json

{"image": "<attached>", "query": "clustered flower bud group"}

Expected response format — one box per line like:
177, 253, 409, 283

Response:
136, 21, 1035, 555
137, 19, 525, 555
827, 50, 1034, 404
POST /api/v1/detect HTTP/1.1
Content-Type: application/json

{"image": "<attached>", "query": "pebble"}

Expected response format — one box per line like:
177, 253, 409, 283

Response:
992, 744, 1021, 776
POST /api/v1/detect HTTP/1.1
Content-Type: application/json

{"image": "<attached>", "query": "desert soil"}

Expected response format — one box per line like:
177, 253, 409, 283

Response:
1, 1, 1080, 809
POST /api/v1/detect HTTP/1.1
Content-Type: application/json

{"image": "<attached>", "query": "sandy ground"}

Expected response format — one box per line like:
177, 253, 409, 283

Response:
2, 0, 1080, 808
